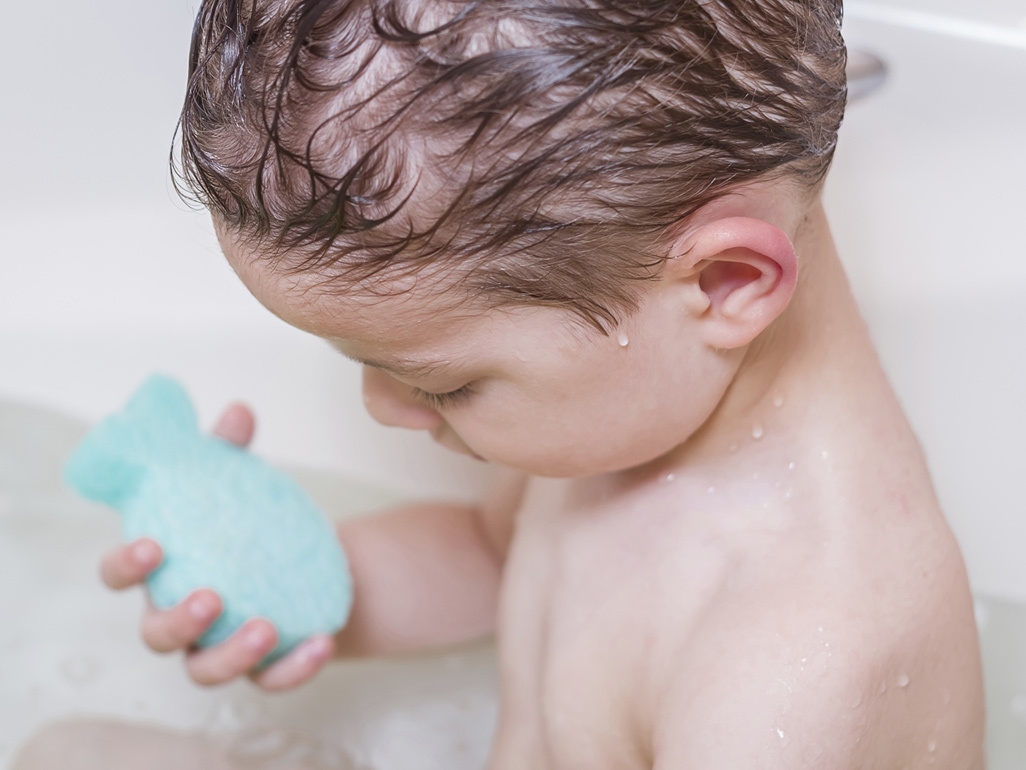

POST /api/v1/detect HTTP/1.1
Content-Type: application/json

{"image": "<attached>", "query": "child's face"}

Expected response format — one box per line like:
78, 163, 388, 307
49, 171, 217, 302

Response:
221, 232, 737, 478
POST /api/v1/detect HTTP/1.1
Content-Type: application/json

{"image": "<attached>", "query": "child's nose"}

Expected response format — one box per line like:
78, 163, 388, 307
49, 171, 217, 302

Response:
361, 366, 443, 431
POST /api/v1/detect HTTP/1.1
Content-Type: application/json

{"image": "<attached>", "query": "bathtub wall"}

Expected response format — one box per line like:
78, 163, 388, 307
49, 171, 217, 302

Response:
826, 0, 1026, 598
1, 2, 1024, 593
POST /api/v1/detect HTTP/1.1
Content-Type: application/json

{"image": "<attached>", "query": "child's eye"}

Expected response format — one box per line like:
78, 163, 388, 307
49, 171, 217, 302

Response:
413, 384, 473, 410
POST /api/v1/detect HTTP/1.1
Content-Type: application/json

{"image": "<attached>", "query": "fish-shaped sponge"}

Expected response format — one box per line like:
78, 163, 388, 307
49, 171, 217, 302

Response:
64, 374, 352, 663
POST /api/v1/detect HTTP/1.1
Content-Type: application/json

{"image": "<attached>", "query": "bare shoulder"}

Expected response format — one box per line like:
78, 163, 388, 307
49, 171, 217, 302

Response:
650, 495, 984, 770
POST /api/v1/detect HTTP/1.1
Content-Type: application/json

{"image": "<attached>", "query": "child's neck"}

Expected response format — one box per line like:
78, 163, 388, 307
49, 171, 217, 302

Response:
641, 201, 897, 477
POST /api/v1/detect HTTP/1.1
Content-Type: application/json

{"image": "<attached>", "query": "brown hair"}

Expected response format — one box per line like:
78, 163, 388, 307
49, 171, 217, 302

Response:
176, 0, 846, 330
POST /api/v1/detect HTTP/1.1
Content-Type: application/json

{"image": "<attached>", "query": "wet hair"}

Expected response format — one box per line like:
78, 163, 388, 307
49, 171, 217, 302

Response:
176, 0, 847, 330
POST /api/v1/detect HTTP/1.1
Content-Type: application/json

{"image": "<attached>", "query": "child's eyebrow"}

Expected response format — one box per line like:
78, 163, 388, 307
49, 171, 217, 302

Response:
333, 348, 459, 379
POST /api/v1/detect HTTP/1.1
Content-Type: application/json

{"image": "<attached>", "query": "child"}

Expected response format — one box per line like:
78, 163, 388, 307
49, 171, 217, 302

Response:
102, 0, 985, 766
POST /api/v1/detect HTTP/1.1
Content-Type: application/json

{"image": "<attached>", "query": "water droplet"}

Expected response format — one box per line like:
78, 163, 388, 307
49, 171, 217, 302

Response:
896, 673, 910, 688
662, 473, 676, 484
59, 655, 103, 685
927, 737, 937, 752
821, 450, 829, 460
707, 486, 716, 494
784, 487, 793, 500
752, 423, 764, 440
787, 461, 796, 471
773, 393, 786, 408
818, 626, 824, 633
777, 728, 786, 740
617, 332, 630, 347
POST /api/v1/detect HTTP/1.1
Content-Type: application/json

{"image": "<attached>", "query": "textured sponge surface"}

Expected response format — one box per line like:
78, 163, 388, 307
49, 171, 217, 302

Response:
64, 375, 352, 661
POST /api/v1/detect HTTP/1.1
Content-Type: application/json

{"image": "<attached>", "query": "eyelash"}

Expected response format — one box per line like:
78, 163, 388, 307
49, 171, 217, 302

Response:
413, 384, 473, 410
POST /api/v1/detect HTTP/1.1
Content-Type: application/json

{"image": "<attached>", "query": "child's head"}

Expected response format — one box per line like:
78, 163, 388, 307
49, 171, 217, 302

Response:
178, 0, 846, 475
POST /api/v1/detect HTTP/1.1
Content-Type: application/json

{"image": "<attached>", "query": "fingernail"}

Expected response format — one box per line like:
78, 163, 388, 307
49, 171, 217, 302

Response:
132, 540, 159, 567
298, 637, 330, 664
188, 594, 218, 621
244, 624, 272, 650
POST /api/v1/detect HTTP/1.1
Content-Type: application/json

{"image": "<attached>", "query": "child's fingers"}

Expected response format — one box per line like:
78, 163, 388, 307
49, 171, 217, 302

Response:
100, 538, 162, 590
141, 589, 222, 654
212, 403, 255, 448
184, 617, 278, 687
250, 634, 335, 692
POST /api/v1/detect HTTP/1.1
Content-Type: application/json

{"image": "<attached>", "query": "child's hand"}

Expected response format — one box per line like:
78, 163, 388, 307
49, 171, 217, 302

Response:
97, 403, 337, 691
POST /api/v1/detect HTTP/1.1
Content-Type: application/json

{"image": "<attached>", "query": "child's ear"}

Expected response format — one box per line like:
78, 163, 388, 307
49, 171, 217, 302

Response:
666, 217, 798, 350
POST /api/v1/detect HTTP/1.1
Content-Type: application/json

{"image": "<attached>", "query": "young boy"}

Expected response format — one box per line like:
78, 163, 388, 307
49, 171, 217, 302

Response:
101, 0, 985, 766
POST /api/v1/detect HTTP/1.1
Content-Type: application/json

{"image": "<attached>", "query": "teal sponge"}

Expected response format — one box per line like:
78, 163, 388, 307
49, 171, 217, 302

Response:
64, 375, 352, 663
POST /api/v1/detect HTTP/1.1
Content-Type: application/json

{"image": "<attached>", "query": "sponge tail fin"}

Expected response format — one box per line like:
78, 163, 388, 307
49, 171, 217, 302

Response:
63, 374, 200, 508
64, 434, 145, 508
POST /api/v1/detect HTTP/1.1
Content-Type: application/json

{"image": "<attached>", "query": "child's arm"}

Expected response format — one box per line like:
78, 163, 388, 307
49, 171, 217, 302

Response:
99, 405, 520, 692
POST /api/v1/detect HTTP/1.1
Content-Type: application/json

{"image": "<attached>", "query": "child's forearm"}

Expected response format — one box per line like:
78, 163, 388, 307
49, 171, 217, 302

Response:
331, 501, 504, 658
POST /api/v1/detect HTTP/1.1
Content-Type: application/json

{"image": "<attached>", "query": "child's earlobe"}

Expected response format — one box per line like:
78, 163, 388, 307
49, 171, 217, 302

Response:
670, 217, 798, 349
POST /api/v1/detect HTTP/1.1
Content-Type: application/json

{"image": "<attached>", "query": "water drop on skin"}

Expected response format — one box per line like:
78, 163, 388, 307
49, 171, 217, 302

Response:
617, 332, 629, 347
821, 450, 830, 460
773, 393, 786, 408
752, 423, 764, 440
788, 461, 796, 471
662, 473, 675, 484
896, 673, 910, 688
927, 738, 937, 753
707, 486, 716, 494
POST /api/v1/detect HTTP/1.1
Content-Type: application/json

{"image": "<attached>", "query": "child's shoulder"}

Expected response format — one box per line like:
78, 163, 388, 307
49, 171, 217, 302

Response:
647, 479, 983, 769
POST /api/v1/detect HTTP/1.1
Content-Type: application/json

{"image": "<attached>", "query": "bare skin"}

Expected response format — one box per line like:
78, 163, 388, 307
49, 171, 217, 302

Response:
95, 190, 984, 768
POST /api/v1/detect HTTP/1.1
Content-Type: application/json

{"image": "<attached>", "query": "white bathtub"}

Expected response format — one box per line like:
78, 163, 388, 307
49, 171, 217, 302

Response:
2, 0, 1025, 766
